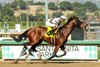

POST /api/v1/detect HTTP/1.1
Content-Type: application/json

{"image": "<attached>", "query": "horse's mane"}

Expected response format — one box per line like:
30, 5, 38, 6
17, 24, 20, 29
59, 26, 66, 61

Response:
59, 16, 75, 30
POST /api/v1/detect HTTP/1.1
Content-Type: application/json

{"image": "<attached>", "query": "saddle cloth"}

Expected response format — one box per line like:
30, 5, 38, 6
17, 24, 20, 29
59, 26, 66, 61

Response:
44, 27, 57, 38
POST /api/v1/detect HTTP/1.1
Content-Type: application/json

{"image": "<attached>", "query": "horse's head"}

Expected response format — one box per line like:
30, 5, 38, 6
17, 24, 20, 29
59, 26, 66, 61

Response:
71, 16, 88, 30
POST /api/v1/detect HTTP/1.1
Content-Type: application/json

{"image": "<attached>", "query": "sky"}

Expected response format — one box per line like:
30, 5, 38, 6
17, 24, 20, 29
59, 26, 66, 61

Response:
0, 0, 14, 5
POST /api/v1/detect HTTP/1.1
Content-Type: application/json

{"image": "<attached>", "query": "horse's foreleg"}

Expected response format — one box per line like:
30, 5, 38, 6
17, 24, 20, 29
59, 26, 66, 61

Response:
25, 40, 41, 59
47, 45, 67, 61
47, 45, 60, 60
57, 49, 67, 57
57, 45, 67, 57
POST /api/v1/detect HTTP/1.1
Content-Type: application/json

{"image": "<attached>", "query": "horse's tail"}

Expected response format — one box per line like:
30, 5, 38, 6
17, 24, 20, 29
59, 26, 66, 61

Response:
11, 30, 29, 42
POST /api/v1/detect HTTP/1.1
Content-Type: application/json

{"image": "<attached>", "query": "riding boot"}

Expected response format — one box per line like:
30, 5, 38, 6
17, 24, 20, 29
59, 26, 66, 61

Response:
51, 38, 54, 45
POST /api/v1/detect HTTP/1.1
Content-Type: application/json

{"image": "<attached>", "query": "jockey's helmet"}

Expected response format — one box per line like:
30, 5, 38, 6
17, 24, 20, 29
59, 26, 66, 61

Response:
60, 15, 66, 20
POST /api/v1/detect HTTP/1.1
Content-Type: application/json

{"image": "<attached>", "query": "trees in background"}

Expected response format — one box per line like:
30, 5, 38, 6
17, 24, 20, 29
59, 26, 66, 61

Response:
71, 1, 97, 20
94, 11, 100, 19
11, 0, 18, 10
52, 12, 63, 17
73, 6, 87, 20
59, 1, 72, 11
0, 4, 15, 22
34, 2, 45, 5
72, 2, 83, 10
0, 3, 3, 21
0, 0, 99, 22
20, 13, 27, 21
48, 2, 58, 10
83, 1, 97, 12
19, 0, 26, 10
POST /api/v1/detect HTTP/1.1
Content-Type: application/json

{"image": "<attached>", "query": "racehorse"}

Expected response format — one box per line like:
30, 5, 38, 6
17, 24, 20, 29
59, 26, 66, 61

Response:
11, 16, 87, 62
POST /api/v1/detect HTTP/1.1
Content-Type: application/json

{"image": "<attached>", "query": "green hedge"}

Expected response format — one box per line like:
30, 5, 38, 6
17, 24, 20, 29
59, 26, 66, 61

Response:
0, 21, 45, 29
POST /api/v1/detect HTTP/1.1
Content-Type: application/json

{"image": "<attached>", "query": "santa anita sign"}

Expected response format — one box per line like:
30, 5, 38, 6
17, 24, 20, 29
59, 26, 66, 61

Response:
2, 45, 98, 60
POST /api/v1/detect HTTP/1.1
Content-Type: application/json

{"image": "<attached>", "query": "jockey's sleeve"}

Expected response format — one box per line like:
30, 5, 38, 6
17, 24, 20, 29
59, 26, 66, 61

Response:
50, 18, 54, 24
50, 19, 58, 25
50, 18, 60, 25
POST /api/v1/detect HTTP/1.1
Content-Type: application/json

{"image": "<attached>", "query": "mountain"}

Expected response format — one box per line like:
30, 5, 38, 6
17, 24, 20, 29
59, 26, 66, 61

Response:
0, 0, 100, 8
33, 0, 100, 8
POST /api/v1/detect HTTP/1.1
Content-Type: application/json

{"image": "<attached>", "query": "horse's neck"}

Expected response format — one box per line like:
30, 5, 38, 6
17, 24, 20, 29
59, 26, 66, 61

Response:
61, 23, 75, 39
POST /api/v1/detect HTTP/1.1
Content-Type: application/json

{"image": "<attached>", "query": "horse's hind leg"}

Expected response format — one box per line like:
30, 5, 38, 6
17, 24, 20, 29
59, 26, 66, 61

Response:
14, 43, 28, 63
20, 43, 28, 56
29, 39, 43, 52
25, 39, 42, 59
28, 39, 43, 57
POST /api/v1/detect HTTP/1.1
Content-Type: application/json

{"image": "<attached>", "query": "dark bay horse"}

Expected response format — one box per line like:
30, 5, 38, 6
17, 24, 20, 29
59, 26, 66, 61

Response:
11, 16, 87, 61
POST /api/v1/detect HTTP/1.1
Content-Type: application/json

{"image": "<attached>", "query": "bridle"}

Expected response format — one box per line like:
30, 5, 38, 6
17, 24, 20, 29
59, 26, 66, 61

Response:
75, 18, 82, 28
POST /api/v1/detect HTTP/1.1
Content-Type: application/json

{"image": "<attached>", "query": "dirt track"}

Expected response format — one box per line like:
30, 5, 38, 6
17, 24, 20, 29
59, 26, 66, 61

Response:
0, 61, 100, 67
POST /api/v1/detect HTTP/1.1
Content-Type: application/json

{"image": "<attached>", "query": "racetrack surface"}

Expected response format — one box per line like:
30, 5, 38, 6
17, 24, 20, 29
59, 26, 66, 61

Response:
0, 61, 100, 67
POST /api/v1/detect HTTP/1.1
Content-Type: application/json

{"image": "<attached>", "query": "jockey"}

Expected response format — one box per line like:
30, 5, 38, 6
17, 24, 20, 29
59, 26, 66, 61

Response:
46, 15, 66, 27
46, 15, 66, 35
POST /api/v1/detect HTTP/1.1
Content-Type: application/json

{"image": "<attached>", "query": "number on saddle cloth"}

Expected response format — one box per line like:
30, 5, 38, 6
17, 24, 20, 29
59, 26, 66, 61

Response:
44, 27, 57, 38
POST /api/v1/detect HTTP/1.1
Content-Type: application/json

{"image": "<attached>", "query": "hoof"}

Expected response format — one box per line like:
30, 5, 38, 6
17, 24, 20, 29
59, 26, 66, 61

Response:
14, 59, 18, 64
26, 59, 31, 64
25, 54, 29, 59
42, 59, 47, 64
